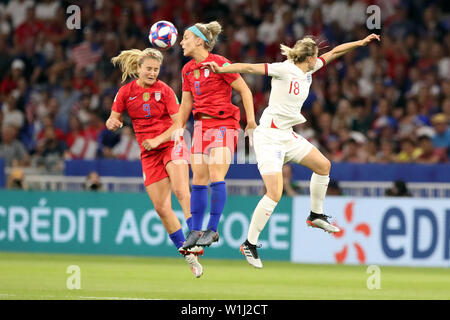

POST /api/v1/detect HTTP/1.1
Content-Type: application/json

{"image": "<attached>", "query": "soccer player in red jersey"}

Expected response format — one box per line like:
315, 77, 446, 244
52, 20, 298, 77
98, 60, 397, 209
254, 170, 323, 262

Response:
176, 21, 257, 249
106, 48, 203, 278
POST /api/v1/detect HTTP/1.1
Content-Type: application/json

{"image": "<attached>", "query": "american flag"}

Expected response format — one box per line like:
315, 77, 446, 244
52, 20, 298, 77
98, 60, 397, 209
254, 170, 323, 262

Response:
71, 42, 102, 69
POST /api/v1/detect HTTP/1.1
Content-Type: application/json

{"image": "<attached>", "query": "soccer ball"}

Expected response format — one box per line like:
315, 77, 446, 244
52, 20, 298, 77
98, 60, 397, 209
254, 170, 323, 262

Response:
149, 21, 178, 49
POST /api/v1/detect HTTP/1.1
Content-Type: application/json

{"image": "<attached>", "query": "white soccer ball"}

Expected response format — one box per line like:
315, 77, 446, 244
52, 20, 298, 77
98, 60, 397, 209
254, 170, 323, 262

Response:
149, 20, 178, 49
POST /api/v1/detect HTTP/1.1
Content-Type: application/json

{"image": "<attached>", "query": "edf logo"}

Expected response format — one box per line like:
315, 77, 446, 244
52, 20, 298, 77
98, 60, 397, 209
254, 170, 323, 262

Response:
381, 208, 450, 260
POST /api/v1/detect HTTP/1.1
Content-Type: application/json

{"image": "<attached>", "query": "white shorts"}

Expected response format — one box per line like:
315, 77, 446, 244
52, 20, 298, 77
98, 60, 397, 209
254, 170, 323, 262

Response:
253, 126, 314, 175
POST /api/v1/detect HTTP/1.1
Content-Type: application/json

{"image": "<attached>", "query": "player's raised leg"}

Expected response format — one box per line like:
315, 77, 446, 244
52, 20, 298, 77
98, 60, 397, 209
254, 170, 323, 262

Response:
241, 171, 282, 268
146, 178, 203, 278
299, 146, 340, 233
196, 146, 231, 246
181, 153, 209, 249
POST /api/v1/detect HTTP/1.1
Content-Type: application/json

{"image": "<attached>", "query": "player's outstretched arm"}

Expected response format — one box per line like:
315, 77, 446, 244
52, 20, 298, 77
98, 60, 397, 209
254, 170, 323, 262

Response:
230, 77, 257, 146
177, 91, 194, 127
320, 33, 380, 65
202, 62, 266, 75
106, 111, 123, 131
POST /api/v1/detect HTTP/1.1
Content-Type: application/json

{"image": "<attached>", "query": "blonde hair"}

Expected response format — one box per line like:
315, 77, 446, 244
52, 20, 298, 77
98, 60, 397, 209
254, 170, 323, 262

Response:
280, 36, 318, 63
111, 48, 163, 82
194, 21, 222, 51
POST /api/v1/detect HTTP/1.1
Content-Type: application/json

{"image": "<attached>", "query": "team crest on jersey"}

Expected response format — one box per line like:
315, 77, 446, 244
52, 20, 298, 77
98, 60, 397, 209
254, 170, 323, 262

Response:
307, 73, 312, 84
194, 69, 200, 79
143, 92, 150, 101
204, 69, 210, 78
155, 92, 161, 101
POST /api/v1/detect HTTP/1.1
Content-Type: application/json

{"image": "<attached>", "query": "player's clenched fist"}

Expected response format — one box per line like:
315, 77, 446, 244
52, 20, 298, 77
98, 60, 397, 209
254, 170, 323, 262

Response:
142, 138, 161, 151
106, 118, 123, 131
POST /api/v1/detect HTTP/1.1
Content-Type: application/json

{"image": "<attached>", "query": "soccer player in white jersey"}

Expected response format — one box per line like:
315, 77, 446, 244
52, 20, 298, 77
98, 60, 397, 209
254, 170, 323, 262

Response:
203, 33, 380, 268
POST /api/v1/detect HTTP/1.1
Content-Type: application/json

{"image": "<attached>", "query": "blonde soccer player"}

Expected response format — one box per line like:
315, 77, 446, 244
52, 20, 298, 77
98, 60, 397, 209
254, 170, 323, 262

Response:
106, 48, 203, 278
203, 33, 380, 268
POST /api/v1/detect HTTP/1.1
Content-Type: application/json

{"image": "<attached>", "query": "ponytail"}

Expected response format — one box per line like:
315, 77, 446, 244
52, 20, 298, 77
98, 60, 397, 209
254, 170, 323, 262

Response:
280, 36, 318, 63
194, 21, 222, 51
111, 48, 163, 82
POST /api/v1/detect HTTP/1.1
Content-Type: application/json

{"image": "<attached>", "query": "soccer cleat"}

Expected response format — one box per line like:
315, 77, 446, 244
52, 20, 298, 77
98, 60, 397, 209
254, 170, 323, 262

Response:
183, 253, 203, 278
240, 240, 263, 269
181, 230, 203, 250
196, 229, 219, 247
306, 212, 340, 233
178, 245, 204, 257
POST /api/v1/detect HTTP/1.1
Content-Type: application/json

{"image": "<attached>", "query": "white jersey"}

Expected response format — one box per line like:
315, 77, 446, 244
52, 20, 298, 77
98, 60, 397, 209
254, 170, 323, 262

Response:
259, 58, 325, 130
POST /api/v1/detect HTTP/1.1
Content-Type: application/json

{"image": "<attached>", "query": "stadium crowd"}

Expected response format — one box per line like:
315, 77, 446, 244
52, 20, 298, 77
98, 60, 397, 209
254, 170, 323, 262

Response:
0, 0, 449, 174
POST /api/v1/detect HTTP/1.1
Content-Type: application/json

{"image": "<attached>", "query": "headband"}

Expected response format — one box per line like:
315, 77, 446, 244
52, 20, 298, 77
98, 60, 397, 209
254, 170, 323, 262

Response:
187, 26, 210, 43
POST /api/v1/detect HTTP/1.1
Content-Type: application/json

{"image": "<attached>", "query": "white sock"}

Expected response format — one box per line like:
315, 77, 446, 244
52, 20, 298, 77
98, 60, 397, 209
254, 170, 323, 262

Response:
310, 173, 330, 214
247, 195, 278, 245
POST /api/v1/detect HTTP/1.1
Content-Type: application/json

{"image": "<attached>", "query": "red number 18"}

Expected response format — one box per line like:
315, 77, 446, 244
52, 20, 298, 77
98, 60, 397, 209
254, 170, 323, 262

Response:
289, 80, 300, 95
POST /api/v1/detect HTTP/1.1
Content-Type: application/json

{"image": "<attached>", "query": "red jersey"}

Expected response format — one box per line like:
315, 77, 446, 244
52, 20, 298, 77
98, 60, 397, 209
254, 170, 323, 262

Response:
182, 53, 240, 121
112, 79, 179, 152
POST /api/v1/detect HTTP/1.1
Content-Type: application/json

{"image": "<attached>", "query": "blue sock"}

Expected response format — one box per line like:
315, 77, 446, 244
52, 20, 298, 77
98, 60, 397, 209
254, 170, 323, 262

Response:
169, 228, 185, 249
191, 185, 208, 231
208, 181, 226, 232
186, 217, 193, 231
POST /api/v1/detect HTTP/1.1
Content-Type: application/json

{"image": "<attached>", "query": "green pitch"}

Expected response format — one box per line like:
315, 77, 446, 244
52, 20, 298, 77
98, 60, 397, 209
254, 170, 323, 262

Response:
0, 252, 448, 300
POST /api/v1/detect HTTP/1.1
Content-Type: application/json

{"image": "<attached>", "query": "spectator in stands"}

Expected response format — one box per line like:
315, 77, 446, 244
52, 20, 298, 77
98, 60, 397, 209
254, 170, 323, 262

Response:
396, 137, 421, 163
6, 167, 26, 190
5, 0, 35, 29
112, 126, 140, 160
14, 6, 45, 45
0, 38, 12, 80
416, 135, 447, 163
431, 113, 450, 158
364, 138, 379, 163
442, 98, 450, 121
97, 121, 120, 159
18, 37, 47, 86
327, 179, 342, 196
331, 98, 352, 133
398, 98, 421, 138
53, 77, 82, 132
316, 112, 337, 148
84, 171, 102, 192
351, 104, 373, 135
257, 11, 281, 59
324, 134, 343, 162
0, 58, 25, 97
375, 139, 397, 163
47, 45, 73, 86
386, 180, 411, 197
64, 115, 83, 149
0, 124, 29, 166
2, 93, 24, 130
32, 125, 68, 172
340, 138, 367, 163
37, 114, 65, 145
